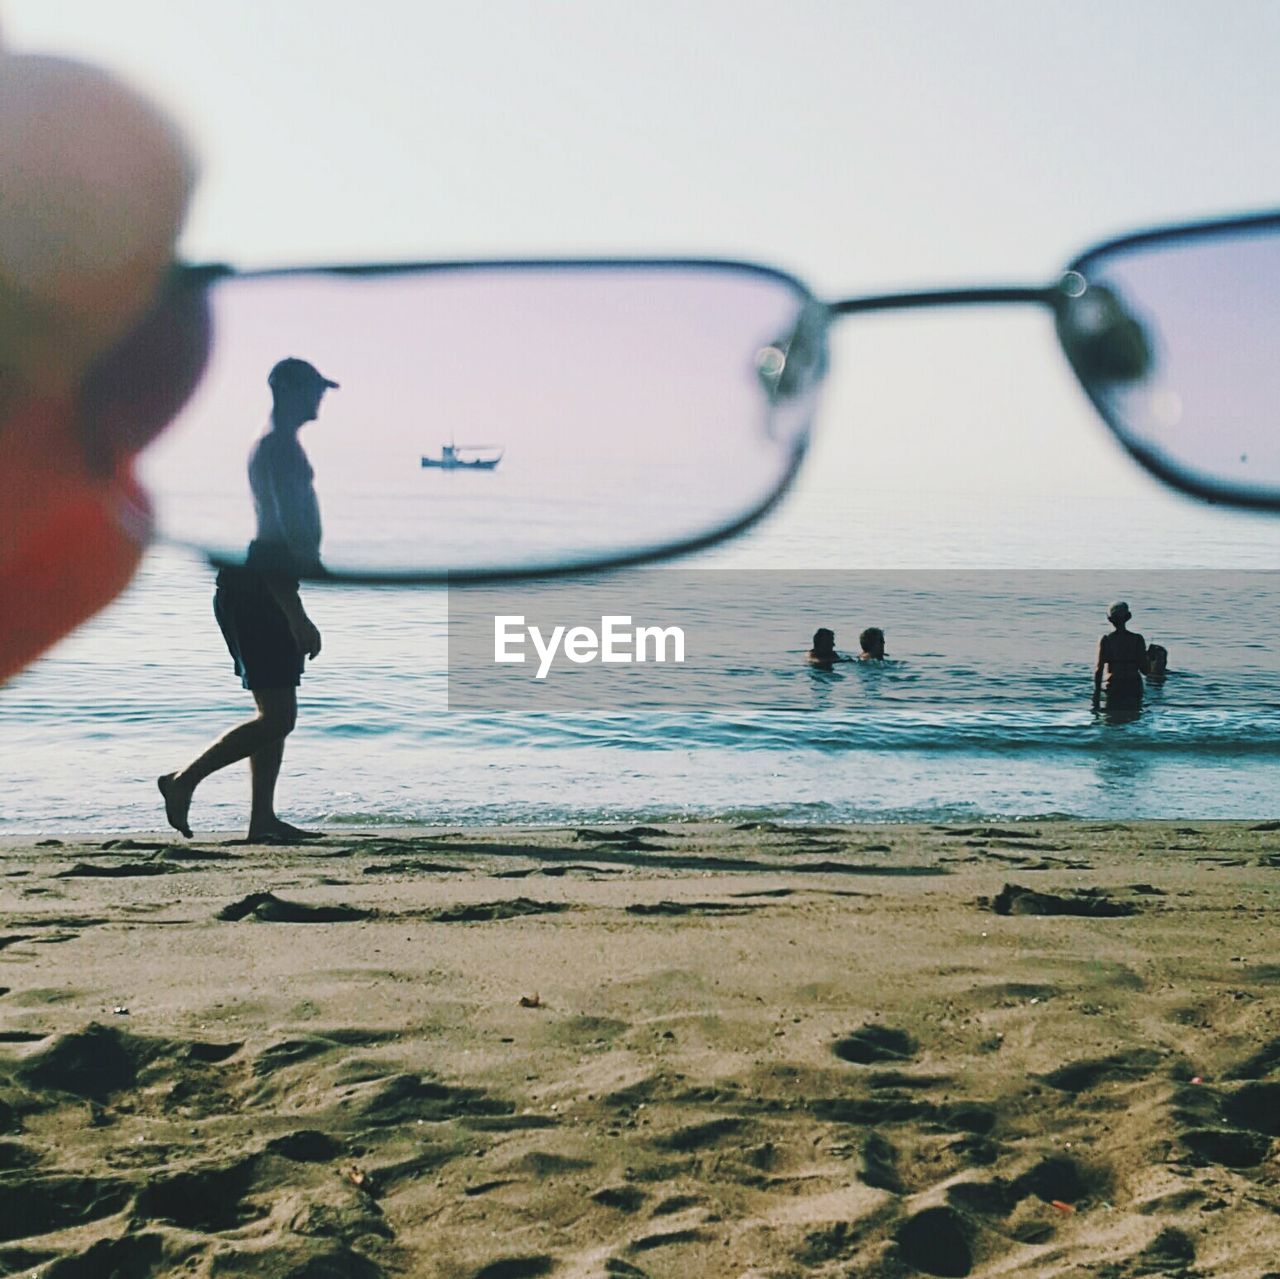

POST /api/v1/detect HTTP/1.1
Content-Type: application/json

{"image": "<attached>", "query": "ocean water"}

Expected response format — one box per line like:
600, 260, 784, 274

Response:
3, 477, 1279, 833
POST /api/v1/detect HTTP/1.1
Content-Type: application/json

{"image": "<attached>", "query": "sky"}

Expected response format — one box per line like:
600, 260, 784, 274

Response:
6, 0, 1280, 518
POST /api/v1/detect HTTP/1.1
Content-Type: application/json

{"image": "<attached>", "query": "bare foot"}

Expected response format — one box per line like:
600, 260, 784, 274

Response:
157, 773, 192, 838
245, 818, 322, 844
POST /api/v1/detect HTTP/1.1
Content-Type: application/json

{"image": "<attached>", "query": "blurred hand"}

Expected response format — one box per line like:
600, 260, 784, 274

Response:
0, 40, 205, 681
290, 615, 322, 661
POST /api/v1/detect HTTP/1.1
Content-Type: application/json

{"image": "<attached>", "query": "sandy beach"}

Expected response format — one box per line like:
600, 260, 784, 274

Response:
1, 820, 1277, 1278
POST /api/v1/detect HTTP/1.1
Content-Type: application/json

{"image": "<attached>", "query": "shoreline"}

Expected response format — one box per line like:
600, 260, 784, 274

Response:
1, 820, 1277, 1276
5, 812, 1280, 843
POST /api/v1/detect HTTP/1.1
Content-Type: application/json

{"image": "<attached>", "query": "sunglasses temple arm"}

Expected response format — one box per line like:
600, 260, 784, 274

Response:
172, 265, 1060, 316
827, 284, 1060, 318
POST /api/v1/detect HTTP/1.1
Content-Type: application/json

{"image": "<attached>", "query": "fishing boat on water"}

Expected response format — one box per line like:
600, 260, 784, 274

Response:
420, 443, 504, 471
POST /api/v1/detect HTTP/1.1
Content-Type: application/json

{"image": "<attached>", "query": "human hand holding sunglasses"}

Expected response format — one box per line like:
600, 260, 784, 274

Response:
0, 45, 197, 683
93, 209, 1279, 585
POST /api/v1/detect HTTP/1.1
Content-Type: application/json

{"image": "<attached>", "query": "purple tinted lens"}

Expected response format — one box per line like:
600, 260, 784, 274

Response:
1059, 221, 1280, 505
138, 264, 822, 577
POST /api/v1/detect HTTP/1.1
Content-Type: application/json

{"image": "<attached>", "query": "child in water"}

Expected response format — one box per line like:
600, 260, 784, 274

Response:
1146, 642, 1168, 684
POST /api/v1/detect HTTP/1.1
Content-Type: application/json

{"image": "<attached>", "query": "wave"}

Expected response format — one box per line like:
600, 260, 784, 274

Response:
393, 709, 1280, 756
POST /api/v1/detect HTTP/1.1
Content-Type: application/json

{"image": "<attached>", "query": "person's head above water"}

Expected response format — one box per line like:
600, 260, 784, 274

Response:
1147, 642, 1168, 675
268, 357, 339, 429
859, 626, 885, 659
1107, 600, 1132, 627
811, 627, 836, 656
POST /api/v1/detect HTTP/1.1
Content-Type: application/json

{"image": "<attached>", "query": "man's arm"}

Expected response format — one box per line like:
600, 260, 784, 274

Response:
252, 440, 322, 658
1093, 638, 1105, 699
266, 579, 321, 659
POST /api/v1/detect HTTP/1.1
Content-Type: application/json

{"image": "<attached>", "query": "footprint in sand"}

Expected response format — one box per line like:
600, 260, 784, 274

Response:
427, 899, 570, 923
627, 1227, 705, 1254
651, 1116, 744, 1152
1222, 1081, 1280, 1136
625, 900, 758, 917
988, 882, 1138, 917
24, 1234, 165, 1277
252, 1037, 343, 1076
1039, 1047, 1169, 1093
133, 1157, 261, 1232
54, 862, 175, 877
894, 1206, 972, 1277
832, 1024, 919, 1065
265, 1129, 344, 1162
216, 892, 371, 923
14, 1023, 148, 1099
603, 1260, 648, 1278
1181, 1126, 1272, 1167
592, 1185, 647, 1212
1135, 1228, 1197, 1272
860, 1130, 904, 1192
0, 1140, 40, 1171
472, 1257, 556, 1279
0, 1173, 133, 1244
1225, 1034, 1280, 1080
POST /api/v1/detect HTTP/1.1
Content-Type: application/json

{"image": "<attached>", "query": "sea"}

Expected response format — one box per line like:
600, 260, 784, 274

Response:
4, 476, 1280, 834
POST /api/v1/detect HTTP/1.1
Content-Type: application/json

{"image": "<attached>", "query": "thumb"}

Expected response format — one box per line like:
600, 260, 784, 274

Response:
0, 48, 197, 680
0, 50, 196, 396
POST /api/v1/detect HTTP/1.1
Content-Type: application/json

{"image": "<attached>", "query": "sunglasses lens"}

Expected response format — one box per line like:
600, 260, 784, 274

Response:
137, 264, 822, 577
1058, 220, 1280, 505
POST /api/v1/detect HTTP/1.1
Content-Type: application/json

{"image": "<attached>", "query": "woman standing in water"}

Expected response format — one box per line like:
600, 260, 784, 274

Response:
1093, 601, 1149, 717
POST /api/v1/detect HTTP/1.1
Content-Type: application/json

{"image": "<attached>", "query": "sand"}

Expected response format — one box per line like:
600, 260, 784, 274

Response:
0, 819, 1277, 1278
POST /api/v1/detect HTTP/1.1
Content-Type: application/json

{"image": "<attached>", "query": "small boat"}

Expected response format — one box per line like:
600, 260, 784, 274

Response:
420, 442, 504, 471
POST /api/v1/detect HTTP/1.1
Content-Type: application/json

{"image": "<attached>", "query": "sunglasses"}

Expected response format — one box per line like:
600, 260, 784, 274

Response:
98, 208, 1280, 583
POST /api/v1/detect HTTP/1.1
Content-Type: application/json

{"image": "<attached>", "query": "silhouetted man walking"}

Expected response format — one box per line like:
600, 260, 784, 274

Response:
159, 357, 337, 841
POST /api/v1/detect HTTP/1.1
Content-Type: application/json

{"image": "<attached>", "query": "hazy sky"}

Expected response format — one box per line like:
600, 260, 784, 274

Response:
7, 0, 1280, 515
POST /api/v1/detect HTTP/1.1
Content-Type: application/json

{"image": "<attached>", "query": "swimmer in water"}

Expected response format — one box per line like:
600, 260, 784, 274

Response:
858, 627, 886, 661
808, 627, 852, 669
1145, 642, 1168, 684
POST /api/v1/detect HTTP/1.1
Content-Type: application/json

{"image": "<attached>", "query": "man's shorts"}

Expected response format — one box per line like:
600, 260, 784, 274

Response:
214, 570, 304, 691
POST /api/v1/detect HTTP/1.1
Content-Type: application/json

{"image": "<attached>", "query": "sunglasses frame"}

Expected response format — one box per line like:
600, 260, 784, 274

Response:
164, 207, 1280, 584
1059, 208, 1280, 513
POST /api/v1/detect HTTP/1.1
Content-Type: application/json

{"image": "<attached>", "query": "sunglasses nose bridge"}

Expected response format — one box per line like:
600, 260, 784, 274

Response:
1053, 277, 1153, 387
757, 298, 831, 444
759, 297, 830, 382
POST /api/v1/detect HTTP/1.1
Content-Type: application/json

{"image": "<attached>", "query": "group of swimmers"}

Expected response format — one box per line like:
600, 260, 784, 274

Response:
808, 626, 885, 669
808, 601, 1170, 702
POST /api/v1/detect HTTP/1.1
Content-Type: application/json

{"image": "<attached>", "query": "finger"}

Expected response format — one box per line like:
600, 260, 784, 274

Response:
0, 52, 195, 397
76, 272, 212, 474
0, 51, 196, 679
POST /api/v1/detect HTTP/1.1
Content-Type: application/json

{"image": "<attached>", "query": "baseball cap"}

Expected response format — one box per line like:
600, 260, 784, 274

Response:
268, 357, 339, 391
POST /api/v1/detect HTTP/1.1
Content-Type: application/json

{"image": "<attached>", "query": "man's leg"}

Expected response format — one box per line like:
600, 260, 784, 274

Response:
248, 734, 285, 835
159, 686, 297, 838
246, 694, 319, 841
